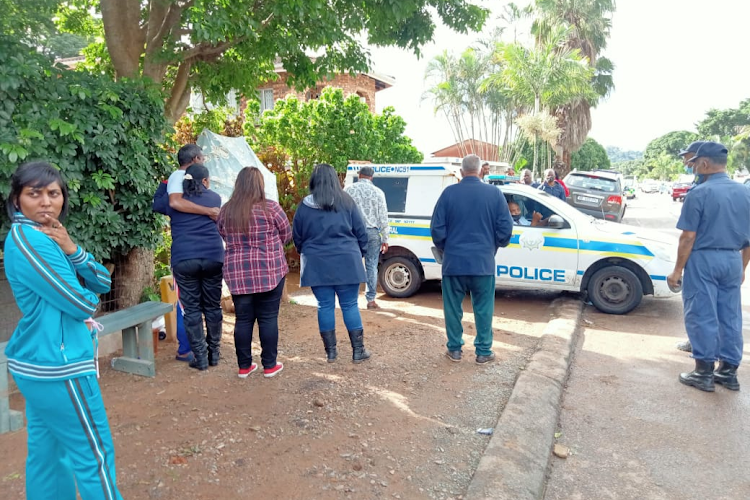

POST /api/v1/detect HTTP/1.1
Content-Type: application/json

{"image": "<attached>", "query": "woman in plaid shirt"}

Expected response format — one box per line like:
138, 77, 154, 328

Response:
218, 167, 292, 379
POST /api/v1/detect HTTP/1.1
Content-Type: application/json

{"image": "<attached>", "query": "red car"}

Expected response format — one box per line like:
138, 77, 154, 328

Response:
671, 182, 691, 202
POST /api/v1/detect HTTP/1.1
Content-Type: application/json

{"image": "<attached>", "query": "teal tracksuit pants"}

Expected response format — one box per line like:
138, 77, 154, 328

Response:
14, 375, 123, 500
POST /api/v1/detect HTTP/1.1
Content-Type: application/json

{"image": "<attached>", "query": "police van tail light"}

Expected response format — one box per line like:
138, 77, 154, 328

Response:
607, 195, 622, 205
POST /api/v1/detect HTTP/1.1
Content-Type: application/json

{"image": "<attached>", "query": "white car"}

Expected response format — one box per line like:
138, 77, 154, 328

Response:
345, 164, 679, 315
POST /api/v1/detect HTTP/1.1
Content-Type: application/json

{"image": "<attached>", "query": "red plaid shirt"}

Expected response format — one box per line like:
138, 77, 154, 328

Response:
218, 201, 292, 295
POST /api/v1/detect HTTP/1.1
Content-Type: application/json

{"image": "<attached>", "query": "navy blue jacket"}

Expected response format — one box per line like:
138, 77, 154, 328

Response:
538, 181, 567, 201
166, 188, 224, 266
430, 176, 514, 276
292, 195, 367, 287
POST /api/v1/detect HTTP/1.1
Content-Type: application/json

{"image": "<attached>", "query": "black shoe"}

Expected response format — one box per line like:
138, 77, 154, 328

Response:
189, 357, 209, 371
714, 361, 740, 391
445, 350, 462, 362
476, 352, 496, 364
679, 359, 715, 392
320, 330, 338, 363
348, 329, 371, 364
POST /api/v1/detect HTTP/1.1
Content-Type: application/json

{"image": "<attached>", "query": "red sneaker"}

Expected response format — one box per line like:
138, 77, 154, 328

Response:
263, 362, 284, 378
238, 363, 258, 378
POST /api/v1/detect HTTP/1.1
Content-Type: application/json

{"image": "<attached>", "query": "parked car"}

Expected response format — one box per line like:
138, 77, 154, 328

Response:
563, 170, 626, 222
640, 180, 659, 193
671, 174, 694, 202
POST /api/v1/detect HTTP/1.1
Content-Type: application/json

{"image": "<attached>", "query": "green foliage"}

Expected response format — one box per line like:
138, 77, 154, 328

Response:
0, 37, 172, 260
647, 153, 684, 181
570, 138, 610, 171
53, 0, 488, 122
697, 99, 750, 138
606, 146, 642, 164
247, 87, 423, 175
644, 130, 699, 160
44, 32, 90, 59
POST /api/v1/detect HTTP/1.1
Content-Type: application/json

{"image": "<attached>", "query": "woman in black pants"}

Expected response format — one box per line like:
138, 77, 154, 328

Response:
168, 163, 224, 370
218, 167, 292, 378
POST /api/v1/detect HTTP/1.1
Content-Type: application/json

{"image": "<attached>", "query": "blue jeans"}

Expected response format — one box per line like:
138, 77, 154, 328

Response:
311, 284, 363, 332
364, 228, 382, 302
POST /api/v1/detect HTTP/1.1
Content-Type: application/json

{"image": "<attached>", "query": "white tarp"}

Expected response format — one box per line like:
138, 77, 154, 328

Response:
196, 130, 279, 203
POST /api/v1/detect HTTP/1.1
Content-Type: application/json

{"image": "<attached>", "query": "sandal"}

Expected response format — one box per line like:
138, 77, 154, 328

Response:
175, 352, 195, 362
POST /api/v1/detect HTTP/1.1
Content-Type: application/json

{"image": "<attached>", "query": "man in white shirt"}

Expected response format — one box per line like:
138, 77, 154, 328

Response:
345, 166, 389, 309
168, 144, 219, 220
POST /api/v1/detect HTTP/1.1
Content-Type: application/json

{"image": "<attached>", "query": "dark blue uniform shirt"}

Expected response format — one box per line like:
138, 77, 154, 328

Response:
677, 173, 750, 251
538, 181, 567, 201
430, 176, 514, 276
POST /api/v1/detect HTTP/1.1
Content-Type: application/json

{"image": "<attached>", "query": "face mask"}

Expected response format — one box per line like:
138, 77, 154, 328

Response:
512, 214, 521, 222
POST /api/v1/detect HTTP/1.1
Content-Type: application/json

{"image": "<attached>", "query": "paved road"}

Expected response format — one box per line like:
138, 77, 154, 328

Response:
544, 191, 750, 500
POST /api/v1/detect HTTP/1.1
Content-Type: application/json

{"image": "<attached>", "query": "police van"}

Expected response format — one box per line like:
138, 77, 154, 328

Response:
344, 162, 679, 315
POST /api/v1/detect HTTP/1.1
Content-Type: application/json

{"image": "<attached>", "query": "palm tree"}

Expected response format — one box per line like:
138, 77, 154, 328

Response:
532, 0, 616, 173
486, 25, 595, 176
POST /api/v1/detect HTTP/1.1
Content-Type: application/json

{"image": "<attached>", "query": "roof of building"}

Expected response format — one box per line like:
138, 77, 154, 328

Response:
272, 61, 394, 91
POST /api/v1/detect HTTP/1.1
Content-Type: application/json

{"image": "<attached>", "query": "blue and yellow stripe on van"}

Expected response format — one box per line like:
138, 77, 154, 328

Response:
390, 222, 654, 260
389, 221, 433, 241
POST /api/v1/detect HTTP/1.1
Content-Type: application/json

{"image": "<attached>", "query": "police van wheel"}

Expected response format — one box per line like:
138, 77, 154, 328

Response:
379, 257, 422, 298
587, 266, 643, 315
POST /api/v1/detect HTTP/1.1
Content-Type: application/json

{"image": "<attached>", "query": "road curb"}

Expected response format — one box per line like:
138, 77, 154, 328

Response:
465, 297, 583, 500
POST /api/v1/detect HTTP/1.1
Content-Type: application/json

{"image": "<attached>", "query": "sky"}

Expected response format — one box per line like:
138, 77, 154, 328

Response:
369, 0, 750, 156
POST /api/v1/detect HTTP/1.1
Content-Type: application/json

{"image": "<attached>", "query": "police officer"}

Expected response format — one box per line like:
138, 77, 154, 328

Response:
667, 142, 750, 392
673, 140, 707, 354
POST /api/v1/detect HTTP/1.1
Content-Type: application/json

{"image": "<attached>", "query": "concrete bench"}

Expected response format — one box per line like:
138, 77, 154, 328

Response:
0, 341, 23, 434
0, 301, 173, 434
98, 301, 173, 378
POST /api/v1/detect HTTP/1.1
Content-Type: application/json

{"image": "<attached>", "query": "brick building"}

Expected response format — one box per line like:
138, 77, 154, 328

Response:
257, 62, 395, 113
431, 139, 501, 162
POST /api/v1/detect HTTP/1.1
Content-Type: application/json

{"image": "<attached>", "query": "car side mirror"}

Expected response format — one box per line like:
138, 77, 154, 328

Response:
548, 215, 565, 229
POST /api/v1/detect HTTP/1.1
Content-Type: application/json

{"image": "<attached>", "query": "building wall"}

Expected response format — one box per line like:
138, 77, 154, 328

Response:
257, 72, 379, 112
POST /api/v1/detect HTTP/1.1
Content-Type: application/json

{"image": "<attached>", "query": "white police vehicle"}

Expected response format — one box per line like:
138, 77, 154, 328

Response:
344, 163, 679, 315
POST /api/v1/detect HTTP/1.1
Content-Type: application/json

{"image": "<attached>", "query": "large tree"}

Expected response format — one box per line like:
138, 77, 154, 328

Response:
44, 0, 488, 123
644, 130, 700, 160
532, 0, 616, 173
570, 137, 609, 171
487, 25, 596, 176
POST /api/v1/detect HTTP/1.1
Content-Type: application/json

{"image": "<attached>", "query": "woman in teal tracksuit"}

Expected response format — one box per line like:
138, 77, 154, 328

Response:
4, 162, 122, 499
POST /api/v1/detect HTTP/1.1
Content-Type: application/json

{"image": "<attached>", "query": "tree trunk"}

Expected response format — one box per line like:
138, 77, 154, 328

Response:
101, 0, 145, 78
116, 247, 155, 309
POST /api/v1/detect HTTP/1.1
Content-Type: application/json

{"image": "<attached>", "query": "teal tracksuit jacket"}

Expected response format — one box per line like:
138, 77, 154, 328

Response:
4, 213, 123, 500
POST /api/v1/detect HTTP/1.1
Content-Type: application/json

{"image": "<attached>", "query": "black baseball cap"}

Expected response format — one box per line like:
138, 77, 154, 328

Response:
678, 141, 707, 157
689, 141, 729, 162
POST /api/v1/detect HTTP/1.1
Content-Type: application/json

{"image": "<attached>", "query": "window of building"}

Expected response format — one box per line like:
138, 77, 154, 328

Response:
259, 89, 274, 113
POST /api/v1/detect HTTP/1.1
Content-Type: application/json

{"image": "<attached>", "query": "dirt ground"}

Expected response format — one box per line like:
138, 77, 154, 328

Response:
0, 277, 565, 500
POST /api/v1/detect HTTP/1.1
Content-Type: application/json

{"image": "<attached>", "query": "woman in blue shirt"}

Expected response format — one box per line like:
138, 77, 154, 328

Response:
167, 163, 224, 370
292, 164, 371, 363
4, 161, 122, 499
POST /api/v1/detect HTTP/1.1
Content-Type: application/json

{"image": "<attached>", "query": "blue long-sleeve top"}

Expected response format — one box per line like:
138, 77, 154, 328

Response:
430, 176, 514, 276
4, 214, 112, 381
292, 194, 368, 287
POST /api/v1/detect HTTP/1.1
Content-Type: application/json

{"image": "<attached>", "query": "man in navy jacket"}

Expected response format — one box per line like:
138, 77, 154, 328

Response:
430, 154, 514, 364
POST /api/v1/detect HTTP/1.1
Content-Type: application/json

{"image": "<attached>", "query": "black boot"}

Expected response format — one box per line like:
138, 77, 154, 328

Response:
186, 319, 209, 370
206, 322, 223, 366
348, 329, 371, 364
714, 361, 740, 391
679, 359, 715, 392
320, 330, 337, 363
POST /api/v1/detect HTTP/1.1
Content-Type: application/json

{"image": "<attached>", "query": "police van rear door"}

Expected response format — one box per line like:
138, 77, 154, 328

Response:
496, 186, 580, 291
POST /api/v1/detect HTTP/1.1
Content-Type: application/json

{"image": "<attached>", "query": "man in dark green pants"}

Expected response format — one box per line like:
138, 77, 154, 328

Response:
430, 154, 514, 364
